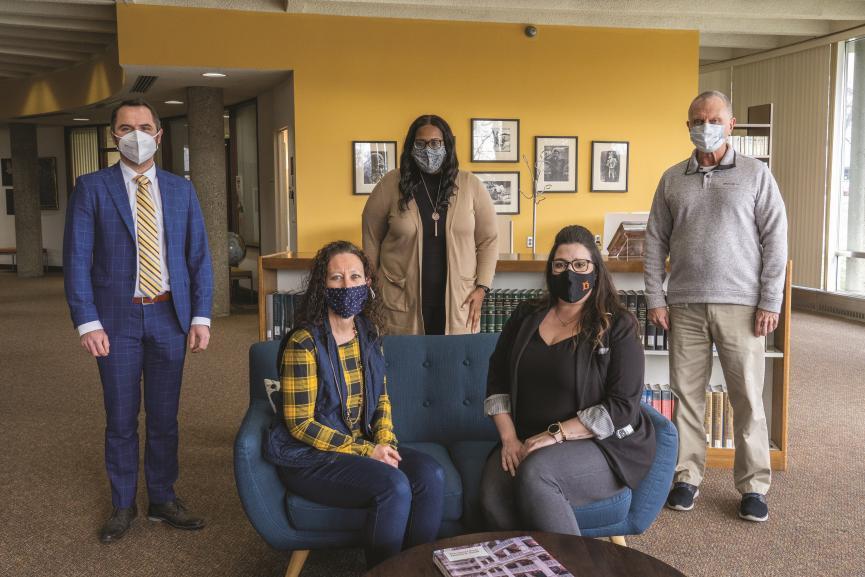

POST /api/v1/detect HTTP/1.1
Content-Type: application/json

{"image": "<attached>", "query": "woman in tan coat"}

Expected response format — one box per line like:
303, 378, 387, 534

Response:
362, 114, 498, 335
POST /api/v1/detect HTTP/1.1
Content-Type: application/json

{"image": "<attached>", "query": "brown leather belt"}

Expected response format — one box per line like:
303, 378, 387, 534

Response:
132, 291, 171, 305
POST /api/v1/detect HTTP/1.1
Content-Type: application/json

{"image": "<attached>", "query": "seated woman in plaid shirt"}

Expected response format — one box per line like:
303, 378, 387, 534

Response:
265, 240, 444, 568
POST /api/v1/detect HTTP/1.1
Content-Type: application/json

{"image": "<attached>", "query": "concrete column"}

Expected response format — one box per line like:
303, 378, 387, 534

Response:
10, 123, 43, 278
845, 40, 865, 292
187, 86, 229, 317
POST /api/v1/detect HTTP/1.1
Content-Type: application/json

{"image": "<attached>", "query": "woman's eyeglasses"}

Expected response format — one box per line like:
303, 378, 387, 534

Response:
551, 258, 594, 274
413, 138, 444, 150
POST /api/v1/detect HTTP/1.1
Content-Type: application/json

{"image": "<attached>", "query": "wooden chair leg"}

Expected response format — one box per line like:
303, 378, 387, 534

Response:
609, 536, 627, 547
284, 550, 310, 577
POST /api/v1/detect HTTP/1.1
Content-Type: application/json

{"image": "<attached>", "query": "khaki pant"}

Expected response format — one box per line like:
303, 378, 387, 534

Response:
669, 303, 771, 495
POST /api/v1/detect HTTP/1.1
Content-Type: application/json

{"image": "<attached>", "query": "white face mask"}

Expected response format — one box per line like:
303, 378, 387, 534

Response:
114, 130, 159, 165
689, 122, 727, 154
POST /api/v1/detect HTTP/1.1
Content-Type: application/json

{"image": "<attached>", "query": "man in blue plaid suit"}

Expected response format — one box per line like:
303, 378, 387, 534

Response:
63, 99, 213, 543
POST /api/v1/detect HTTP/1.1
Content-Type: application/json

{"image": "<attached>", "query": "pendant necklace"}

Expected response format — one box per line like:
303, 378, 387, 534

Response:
420, 173, 444, 237
554, 307, 580, 327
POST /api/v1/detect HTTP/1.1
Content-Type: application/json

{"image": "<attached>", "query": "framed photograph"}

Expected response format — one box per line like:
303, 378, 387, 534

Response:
471, 118, 520, 162
474, 171, 520, 215
535, 136, 577, 192
1, 158, 12, 187
5, 189, 13, 215
39, 157, 58, 210
353, 141, 397, 195
591, 141, 629, 192
0, 158, 59, 209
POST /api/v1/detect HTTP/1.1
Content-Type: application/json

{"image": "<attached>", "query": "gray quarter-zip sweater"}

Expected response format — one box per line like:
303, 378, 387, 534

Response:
644, 146, 788, 313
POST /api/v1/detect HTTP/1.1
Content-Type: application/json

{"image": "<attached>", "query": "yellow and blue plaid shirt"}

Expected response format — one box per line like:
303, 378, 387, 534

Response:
281, 328, 397, 456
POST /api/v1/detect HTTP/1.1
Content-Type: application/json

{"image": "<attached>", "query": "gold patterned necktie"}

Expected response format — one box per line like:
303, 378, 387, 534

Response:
133, 174, 162, 298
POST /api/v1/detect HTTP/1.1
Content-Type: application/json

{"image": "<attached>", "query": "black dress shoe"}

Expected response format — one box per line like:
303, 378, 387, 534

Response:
99, 505, 137, 544
147, 498, 205, 530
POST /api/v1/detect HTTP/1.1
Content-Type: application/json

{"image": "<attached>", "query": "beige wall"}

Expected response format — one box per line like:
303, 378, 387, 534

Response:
701, 46, 834, 289
0, 126, 69, 267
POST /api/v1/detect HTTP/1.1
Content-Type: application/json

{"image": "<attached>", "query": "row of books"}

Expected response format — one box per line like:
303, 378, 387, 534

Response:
705, 386, 736, 449
264, 291, 305, 341
619, 289, 669, 350
731, 134, 769, 156
644, 383, 735, 449
479, 288, 669, 343
642, 383, 675, 420
480, 289, 545, 333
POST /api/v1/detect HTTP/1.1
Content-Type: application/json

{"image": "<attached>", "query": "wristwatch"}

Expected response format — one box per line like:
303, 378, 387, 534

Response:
547, 422, 565, 443
477, 284, 491, 295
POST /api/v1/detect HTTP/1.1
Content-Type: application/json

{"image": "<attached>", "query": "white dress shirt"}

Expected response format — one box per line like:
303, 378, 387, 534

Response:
77, 162, 210, 336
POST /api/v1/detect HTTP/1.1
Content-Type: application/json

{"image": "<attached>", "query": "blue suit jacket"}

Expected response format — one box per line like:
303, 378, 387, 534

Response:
63, 163, 213, 334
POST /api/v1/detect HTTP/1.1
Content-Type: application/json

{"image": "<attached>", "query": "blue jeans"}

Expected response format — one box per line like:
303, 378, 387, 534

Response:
279, 446, 444, 567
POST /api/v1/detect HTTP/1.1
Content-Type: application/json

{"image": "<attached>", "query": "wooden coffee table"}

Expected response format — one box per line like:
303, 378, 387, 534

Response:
364, 531, 686, 577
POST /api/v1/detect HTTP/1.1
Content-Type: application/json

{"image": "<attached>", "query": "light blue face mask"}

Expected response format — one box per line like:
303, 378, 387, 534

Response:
689, 122, 727, 153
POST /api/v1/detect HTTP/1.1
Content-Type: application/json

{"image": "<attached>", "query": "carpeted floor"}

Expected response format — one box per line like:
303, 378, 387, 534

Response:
0, 272, 862, 577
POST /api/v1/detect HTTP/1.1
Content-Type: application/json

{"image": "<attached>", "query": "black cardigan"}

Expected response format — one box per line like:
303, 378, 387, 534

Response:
486, 302, 656, 489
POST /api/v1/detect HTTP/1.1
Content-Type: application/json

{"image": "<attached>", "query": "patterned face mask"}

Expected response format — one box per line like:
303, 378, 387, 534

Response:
325, 285, 369, 318
412, 145, 447, 174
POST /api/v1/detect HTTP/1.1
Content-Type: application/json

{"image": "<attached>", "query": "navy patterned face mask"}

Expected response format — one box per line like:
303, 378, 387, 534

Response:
325, 285, 369, 318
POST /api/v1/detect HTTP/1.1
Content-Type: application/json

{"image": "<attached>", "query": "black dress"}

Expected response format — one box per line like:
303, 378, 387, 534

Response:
514, 330, 580, 440
415, 173, 448, 335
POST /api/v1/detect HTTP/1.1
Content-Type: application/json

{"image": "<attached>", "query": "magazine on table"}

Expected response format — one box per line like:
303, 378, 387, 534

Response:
433, 535, 573, 577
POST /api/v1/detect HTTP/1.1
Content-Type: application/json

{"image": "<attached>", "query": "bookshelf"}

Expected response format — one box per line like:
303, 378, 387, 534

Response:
732, 103, 773, 168
257, 253, 791, 471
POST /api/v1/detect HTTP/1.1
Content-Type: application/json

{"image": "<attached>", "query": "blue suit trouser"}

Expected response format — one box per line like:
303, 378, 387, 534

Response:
96, 299, 187, 508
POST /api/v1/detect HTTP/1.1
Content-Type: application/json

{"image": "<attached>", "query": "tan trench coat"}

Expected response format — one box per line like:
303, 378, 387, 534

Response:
362, 169, 498, 335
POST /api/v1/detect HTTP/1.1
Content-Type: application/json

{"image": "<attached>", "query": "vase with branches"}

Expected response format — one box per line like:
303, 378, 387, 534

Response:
520, 152, 551, 255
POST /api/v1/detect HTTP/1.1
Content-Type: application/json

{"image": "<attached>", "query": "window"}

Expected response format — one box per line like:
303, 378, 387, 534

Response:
834, 37, 865, 295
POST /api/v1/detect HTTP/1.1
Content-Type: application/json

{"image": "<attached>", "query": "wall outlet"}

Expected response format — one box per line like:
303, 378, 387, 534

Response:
594, 234, 602, 246
526, 236, 534, 248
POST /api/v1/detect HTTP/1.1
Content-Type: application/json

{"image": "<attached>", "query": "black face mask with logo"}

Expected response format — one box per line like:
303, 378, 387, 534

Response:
550, 269, 597, 303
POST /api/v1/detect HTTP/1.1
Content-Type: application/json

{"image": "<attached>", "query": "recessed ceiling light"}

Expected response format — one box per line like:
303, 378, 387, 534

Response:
202, 72, 226, 78
73, 117, 90, 121
223, 114, 230, 118
165, 100, 184, 105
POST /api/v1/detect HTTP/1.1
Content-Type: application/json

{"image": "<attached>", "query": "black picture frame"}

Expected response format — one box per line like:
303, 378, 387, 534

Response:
352, 141, 397, 195
590, 141, 629, 192
471, 118, 520, 163
5, 189, 13, 215
0, 157, 59, 210
473, 171, 520, 215
1, 158, 12, 187
39, 157, 59, 210
534, 136, 578, 193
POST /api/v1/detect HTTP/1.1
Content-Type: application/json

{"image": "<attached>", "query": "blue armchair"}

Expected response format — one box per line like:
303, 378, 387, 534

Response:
234, 335, 677, 576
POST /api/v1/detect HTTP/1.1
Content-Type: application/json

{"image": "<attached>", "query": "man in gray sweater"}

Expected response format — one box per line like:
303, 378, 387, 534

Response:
644, 91, 787, 523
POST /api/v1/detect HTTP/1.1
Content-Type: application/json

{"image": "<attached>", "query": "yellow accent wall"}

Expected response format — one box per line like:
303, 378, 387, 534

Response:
117, 5, 697, 252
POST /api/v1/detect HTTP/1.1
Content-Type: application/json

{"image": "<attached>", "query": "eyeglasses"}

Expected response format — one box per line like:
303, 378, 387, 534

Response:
114, 125, 159, 136
413, 138, 444, 150
551, 258, 594, 274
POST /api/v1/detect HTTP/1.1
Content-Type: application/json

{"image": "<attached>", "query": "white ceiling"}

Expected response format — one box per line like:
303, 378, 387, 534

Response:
0, 0, 116, 79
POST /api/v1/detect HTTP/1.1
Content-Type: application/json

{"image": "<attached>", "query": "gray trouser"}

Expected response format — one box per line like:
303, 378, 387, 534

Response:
479, 440, 624, 536
669, 303, 771, 494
